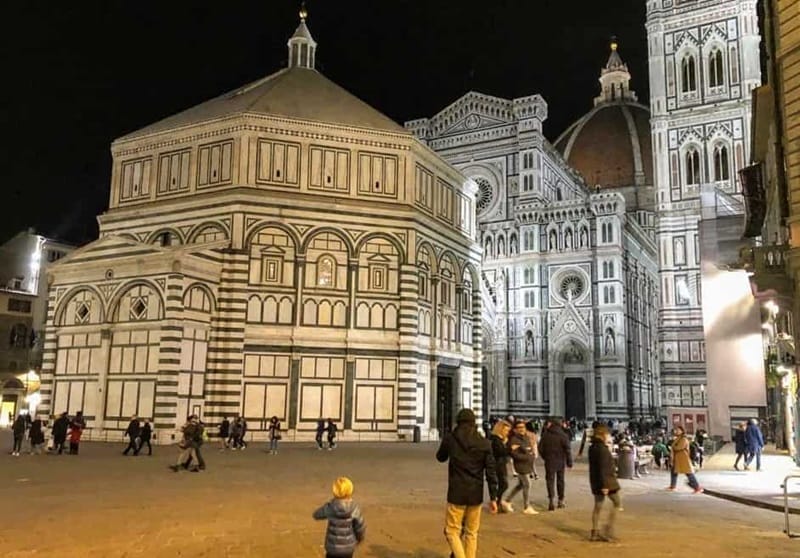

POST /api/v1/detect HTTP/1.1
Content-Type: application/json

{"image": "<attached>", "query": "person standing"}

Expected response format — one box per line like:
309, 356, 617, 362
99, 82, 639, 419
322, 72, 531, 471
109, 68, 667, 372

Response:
268, 416, 281, 455
436, 408, 498, 558
137, 420, 153, 456
503, 420, 539, 515
743, 418, 765, 471
489, 420, 512, 513
316, 419, 326, 450
28, 417, 45, 454
123, 415, 140, 455
524, 420, 540, 480
667, 426, 703, 493
538, 419, 573, 511
68, 413, 85, 455
11, 413, 26, 456
218, 416, 230, 450
51, 412, 70, 455
313, 477, 366, 558
588, 424, 621, 542
733, 422, 747, 470
327, 419, 338, 450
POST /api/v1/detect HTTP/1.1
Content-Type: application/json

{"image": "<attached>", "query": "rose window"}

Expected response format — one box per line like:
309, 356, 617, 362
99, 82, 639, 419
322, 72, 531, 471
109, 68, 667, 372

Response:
559, 274, 585, 300
475, 178, 494, 215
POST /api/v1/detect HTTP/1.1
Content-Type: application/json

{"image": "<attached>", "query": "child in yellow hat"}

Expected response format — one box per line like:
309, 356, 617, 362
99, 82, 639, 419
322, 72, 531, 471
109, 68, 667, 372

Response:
313, 477, 366, 558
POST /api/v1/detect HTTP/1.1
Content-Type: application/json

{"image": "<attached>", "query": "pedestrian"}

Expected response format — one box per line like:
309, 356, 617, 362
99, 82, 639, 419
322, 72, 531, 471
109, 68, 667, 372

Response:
588, 424, 621, 542
489, 419, 512, 513
68, 416, 84, 455
313, 477, 366, 558
743, 418, 765, 472
268, 416, 281, 455
436, 408, 498, 558
11, 413, 26, 456
240, 417, 249, 450
733, 422, 747, 470
316, 419, 326, 450
524, 420, 540, 480
503, 420, 539, 515
137, 420, 153, 455
123, 415, 140, 455
170, 415, 203, 472
538, 418, 573, 510
28, 417, 45, 454
651, 437, 669, 469
327, 419, 338, 450
51, 412, 70, 455
230, 417, 243, 450
219, 416, 230, 450
666, 425, 703, 493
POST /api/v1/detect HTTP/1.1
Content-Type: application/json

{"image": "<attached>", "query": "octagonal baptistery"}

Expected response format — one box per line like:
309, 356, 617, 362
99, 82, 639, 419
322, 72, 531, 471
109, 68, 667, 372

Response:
39, 13, 482, 444
554, 42, 653, 192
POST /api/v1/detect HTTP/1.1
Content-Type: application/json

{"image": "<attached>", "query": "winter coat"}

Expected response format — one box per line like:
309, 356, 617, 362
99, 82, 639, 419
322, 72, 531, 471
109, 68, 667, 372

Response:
436, 424, 499, 506
140, 423, 152, 441
733, 429, 746, 454
671, 435, 693, 474
68, 424, 83, 443
588, 439, 620, 495
219, 419, 230, 438
52, 416, 70, 439
29, 420, 45, 445
12, 416, 26, 436
312, 498, 366, 557
327, 422, 338, 440
744, 423, 764, 453
490, 434, 510, 468
538, 425, 573, 471
269, 420, 281, 441
125, 420, 141, 439
507, 432, 535, 475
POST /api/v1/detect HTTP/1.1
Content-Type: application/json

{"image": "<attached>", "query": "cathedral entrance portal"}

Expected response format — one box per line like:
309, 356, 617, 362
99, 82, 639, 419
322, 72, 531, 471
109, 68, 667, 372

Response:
564, 378, 586, 420
437, 374, 454, 434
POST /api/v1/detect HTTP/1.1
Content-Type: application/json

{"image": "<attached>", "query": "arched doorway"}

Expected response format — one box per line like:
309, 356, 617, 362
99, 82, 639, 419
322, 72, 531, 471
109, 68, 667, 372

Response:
564, 378, 586, 420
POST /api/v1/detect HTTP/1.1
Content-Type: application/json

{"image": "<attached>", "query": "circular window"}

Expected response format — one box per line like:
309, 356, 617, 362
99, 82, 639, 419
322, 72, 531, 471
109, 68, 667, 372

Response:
474, 177, 494, 215
559, 274, 585, 300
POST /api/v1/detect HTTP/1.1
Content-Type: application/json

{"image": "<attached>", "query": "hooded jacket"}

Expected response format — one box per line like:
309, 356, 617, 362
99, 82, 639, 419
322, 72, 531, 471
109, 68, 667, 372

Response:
312, 498, 366, 557
744, 422, 764, 452
436, 423, 499, 506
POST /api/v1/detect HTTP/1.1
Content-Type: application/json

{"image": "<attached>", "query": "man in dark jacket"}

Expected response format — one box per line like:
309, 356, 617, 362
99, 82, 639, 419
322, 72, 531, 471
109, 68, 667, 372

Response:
744, 418, 765, 471
538, 419, 573, 510
733, 422, 747, 470
52, 412, 70, 455
436, 408, 498, 558
137, 420, 153, 456
123, 415, 140, 455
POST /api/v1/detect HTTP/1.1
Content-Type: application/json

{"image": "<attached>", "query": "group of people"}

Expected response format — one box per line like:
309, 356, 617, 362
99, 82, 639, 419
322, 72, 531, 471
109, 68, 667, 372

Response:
218, 415, 251, 451
733, 418, 766, 471
315, 418, 339, 450
9, 411, 85, 456
122, 415, 153, 456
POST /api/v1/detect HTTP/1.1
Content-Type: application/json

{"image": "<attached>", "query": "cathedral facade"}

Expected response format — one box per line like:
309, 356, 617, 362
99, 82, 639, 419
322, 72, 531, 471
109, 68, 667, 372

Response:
38, 16, 482, 442
407, 45, 660, 421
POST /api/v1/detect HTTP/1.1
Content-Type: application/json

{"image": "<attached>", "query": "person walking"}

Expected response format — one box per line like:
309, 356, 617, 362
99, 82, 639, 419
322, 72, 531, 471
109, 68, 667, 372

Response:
11, 413, 26, 456
327, 419, 338, 450
29, 417, 45, 454
743, 418, 765, 471
667, 426, 703, 493
230, 417, 243, 450
67, 415, 84, 455
524, 420, 540, 480
538, 419, 573, 510
733, 422, 747, 470
489, 419, 512, 513
503, 420, 539, 515
240, 417, 249, 450
268, 416, 281, 455
51, 412, 70, 455
316, 419, 326, 450
137, 420, 153, 455
170, 415, 203, 472
588, 424, 621, 542
218, 416, 230, 450
436, 408, 498, 558
312, 477, 366, 558
123, 415, 141, 455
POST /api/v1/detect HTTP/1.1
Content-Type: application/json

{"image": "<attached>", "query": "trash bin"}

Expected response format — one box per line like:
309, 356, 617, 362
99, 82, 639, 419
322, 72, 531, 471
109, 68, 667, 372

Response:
617, 446, 635, 479
413, 425, 421, 443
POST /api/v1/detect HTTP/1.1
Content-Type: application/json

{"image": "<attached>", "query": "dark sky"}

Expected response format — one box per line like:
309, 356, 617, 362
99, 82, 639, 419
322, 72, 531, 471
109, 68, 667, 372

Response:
0, 0, 648, 246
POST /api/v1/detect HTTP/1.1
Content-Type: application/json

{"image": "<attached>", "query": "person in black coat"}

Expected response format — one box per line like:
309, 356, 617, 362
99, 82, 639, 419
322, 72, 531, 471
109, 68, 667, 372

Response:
123, 415, 141, 455
733, 421, 747, 470
489, 420, 512, 512
29, 418, 45, 454
588, 424, 621, 542
437, 408, 498, 558
11, 413, 26, 456
315, 419, 326, 450
538, 419, 573, 510
137, 420, 153, 455
51, 412, 70, 454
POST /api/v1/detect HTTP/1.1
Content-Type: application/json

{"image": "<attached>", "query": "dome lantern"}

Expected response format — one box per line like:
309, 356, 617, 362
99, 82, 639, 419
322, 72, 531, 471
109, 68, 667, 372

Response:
594, 38, 637, 106
287, 2, 317, 70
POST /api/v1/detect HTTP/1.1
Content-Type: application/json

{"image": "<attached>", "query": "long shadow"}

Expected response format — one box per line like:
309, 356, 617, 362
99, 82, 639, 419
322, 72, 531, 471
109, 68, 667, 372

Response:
367, 545, 444, 558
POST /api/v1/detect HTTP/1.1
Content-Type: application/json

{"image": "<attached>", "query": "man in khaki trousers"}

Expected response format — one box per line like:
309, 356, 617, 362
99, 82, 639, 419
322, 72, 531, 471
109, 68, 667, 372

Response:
436, 409, 498, 558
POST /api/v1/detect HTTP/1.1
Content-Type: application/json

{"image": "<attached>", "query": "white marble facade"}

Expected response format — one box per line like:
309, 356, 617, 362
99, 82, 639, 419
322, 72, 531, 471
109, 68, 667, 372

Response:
39, 16, 482, 442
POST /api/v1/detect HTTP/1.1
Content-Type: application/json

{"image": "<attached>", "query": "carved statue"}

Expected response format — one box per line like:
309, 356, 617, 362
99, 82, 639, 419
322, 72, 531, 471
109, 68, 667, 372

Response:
564, 229, 573, 250
524, 331, 534, 357
549, 230, 557, 251
564, 341, 584, 364
604, 329, 615, 356
579, 228, 588, 248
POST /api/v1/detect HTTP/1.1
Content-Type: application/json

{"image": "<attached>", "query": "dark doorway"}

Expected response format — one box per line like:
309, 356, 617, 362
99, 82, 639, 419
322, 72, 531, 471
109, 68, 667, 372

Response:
564, 378, 586, 420
437, 375, 454, 435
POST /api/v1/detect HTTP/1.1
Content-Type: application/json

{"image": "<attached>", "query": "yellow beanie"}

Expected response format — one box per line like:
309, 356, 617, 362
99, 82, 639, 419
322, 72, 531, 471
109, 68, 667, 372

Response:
332, 476, 354, 499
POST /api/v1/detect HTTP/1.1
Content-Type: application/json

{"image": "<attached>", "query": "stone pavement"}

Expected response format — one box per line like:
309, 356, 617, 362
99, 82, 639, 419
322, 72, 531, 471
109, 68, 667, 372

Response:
0, 432, 799, 557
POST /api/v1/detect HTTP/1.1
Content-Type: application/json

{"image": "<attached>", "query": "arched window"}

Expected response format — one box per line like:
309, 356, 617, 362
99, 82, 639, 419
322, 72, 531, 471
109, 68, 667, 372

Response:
602, 262, 609, 279
681, 55, 697, 93
685, 148, 701, 185
607, 224, 614, 243
713, 144, 730, 181
708, 49, 724, 88
318, 256, 335, 287
609, 287, 616, 304
601, 223, 607, 244
606, 382, 613, 402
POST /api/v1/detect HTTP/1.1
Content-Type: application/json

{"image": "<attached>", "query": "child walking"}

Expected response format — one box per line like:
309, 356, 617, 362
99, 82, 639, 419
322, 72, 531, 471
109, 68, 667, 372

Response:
313, 477, 366, 558
588, 424, 621, 542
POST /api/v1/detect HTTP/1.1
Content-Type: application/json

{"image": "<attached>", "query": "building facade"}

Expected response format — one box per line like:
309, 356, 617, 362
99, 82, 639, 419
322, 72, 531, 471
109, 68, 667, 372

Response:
646, 0, 766, 437
406, 44, 660, 421
39, 15, 482, 442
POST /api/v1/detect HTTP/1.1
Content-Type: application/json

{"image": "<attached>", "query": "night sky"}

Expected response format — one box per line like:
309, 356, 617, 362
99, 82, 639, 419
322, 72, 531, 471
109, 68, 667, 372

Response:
0, 0, 647, 246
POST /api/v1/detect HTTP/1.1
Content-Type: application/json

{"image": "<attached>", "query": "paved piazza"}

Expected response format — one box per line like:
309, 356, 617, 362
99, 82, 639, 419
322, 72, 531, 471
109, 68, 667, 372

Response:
0, 439, 797, 557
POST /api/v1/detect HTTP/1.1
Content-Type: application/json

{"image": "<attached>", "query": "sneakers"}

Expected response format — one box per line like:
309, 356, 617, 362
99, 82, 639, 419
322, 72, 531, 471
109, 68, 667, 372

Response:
523, 506, 539, 515
500, 501, 514, 513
